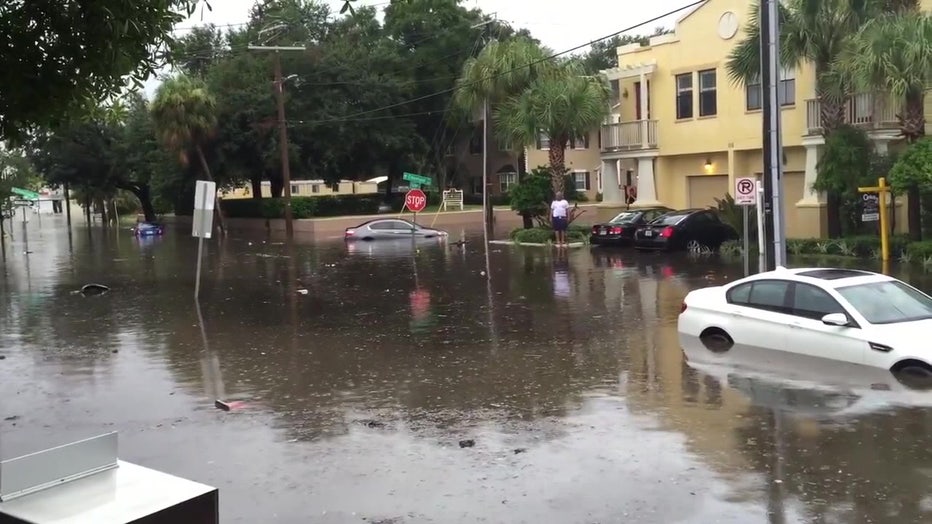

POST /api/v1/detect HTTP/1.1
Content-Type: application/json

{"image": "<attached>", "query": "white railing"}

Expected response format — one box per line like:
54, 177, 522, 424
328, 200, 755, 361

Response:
805, 92, 902, 134
601, 120, 659, 151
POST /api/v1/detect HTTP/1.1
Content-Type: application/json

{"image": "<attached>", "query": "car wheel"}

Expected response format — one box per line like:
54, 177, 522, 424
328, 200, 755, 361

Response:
686, 240, 707, 253
892, 360, 932, 390
699, 328, 733, 353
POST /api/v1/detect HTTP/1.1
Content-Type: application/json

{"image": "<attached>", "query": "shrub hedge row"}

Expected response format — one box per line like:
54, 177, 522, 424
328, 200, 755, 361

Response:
721, 234, 932, 263
510, 225, 590, 244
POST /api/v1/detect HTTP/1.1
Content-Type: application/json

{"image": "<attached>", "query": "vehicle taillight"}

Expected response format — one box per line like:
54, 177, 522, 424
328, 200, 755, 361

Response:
661, 226, 674, 238
681, 302, 687, 313
611, 227, 623, 234
591, 226, 599, 234
345, 229, 354, 237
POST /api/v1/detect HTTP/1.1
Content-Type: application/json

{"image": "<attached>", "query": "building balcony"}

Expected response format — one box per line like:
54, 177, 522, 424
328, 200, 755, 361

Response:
601, 120, 659, 152
805, 92, 901, 135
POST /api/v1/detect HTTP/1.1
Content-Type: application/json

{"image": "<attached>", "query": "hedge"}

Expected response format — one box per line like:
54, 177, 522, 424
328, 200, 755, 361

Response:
220, 192, 443, 219
720, 234, 932, 265
509, 225, 589, 245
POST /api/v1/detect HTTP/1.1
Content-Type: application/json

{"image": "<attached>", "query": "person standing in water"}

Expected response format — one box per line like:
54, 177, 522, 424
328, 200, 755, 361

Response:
551, 191, 570, 247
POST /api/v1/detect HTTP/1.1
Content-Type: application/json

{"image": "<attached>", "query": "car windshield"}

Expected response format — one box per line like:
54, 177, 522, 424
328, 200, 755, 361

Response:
609, 212, 640, 224
649, 213, 688, 226
837, 280, 932, 324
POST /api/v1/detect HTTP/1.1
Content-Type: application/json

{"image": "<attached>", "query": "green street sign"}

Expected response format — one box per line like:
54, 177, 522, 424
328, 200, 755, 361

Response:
402, 172, 432, 186
11, 187, 39, 200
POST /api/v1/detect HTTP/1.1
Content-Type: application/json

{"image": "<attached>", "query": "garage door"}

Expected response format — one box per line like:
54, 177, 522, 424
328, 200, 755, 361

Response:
688, 175, 728, 208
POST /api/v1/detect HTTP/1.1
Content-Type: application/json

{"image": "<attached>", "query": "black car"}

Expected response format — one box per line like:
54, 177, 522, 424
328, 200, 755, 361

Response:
633, 208, 738, 251
590, 207, 673, 246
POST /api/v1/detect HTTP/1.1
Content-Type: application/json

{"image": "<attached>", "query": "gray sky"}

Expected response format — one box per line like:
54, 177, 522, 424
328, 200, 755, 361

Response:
145, 0, 695, 95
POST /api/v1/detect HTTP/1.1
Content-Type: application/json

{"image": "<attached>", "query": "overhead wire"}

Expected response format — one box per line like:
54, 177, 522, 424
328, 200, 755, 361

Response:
285, 0, 705, 126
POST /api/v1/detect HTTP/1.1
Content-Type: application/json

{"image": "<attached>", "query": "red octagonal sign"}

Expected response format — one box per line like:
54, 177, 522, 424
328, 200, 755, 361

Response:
405, 189, 427, 213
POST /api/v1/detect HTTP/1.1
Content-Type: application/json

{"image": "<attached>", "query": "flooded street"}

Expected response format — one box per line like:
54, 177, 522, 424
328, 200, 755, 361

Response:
3, 216, 932, 523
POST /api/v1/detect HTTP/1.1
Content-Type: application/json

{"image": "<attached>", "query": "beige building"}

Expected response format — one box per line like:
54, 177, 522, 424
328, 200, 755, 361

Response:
220, 179, 379, 200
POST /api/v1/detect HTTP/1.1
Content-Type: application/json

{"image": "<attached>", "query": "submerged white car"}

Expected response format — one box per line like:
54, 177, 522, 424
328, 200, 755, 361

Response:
678, 267, 932, 378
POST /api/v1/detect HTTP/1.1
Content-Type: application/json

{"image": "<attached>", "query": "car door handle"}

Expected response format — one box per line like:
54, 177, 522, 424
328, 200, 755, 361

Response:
789, 321, 802, 329
730, 309, 744, 317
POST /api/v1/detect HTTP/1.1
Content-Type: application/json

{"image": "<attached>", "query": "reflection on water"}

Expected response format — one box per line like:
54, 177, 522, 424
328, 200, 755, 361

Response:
3, 218, 932, 522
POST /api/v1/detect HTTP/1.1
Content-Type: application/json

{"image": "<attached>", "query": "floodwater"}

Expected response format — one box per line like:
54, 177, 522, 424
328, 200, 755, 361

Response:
3, 215, 932, 523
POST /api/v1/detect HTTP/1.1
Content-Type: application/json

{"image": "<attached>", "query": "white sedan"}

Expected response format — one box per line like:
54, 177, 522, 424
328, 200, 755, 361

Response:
678, 267, 932, 378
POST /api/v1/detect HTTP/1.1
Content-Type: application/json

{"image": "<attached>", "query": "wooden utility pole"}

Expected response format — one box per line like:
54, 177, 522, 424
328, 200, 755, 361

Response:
248, 45, 304, 239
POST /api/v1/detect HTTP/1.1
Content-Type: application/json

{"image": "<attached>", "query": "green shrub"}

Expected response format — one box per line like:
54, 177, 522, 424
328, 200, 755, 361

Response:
510, 226, 587, 244
222, 194, 387, 219
906, 240, 932, 259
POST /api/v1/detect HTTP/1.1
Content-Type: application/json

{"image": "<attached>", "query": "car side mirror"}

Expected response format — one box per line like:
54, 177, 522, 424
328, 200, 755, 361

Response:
821, 313, 849, 327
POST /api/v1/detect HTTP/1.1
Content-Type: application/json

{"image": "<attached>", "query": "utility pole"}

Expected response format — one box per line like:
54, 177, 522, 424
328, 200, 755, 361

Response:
248, 42, 305, 239
760, 0, 786, 270
470, 16, 496, 242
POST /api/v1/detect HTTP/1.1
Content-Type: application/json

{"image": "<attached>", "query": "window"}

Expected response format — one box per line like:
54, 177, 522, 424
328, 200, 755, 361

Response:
536, 131, 551, 150
390, 220, 417, 230
471, 177, 483, 194
698, 69, 717, 117
469, 124, 483, 155
837, 281, 932, 324
675, 73, 693, 119
727, 283, 752, 305
748, 280, 790, 312
498, 139, 512, 152
573, 171, 590, 191
746, 67, 796, 111
290, 184, 299, 195
792, 283, 846, 321
369, 221, 392, 230
650, 213, 688, 226
571, 134, 589, 149
312, 184, 320, 193
499, 172, 518, 193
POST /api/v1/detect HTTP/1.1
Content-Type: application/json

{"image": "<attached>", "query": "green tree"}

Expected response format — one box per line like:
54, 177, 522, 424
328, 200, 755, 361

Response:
837, 7, 932, 239
1, 0, 203, 142
725, 0, 878, 238
150, 74, 226, 231
812, 125, 875, 234
495, 61, 611, 194
578, 28, 671, 74
889, 138, 932, 216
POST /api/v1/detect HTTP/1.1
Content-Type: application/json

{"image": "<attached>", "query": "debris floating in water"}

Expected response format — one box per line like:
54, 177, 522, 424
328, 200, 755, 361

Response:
458, 439, 475, 448
214, 399, 248, 411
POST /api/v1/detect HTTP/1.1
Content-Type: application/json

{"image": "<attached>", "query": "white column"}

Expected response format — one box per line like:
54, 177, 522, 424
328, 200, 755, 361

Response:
639, 72, 649, 148
601, 159, 621, 204
797, 142, 820, 205
632, 156, 662, 207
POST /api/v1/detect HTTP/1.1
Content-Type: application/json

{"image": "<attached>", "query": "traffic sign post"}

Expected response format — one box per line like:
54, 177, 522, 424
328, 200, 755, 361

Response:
734, 177, 757, 276
404, 188, 427, 233
402, 172, 432, 189
192, 181, 217, 299
858, 177, 892, 269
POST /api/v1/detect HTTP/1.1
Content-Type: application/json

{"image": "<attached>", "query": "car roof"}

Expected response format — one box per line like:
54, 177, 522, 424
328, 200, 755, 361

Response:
731, 266, 894, 289
358, 217, 414, 226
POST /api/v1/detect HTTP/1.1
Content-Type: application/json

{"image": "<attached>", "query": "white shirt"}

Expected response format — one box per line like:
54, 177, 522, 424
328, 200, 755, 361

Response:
551, 199, 570, 218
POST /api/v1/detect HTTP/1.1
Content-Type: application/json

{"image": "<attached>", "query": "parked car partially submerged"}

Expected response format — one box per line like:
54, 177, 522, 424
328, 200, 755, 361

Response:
678, 266, 932, 380
634, 208, 737, 252
345, 218, 447, 241
589, 207, 672, 246
133, 222, 164, 237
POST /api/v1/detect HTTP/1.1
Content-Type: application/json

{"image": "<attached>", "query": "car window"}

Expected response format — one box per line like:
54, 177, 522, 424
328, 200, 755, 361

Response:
650, 213, 688, 226
727, 283, 752, 304
837, 281, 932, 324
369, 221, 392, 230
390, 221, 415, 230
646, 210, 667, 221
691, 212, 714, 224
609, 212, 640, 224
748, 280, 790, 312
792, 283, 846, 320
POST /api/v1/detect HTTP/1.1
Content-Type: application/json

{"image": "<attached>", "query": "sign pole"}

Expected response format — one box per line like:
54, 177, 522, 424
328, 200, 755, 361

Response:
192, 181, 217, 300
743, 205, 750, 276
194, 187, 208, 300
858, 176, 891, 268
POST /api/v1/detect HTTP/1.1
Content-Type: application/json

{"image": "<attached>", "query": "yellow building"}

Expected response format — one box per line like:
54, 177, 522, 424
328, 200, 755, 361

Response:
596, 0, 928, 237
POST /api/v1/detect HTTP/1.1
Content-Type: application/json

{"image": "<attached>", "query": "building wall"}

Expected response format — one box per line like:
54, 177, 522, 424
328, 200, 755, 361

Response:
524, 129, 602, 201
220, 181, 379, 200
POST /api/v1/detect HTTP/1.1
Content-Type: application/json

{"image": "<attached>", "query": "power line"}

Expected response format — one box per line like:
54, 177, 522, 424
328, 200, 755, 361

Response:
288, 1, 705, 126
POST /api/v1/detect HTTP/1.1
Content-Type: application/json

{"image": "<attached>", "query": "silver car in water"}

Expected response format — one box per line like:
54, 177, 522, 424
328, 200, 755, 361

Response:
344, 218, 448, 241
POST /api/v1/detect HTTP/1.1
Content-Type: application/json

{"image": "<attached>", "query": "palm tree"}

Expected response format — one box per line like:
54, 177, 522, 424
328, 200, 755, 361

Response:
837, 9, 932, 239
494, 62, 611, 194
150, 74, 225, 233
725, 0, 877, 237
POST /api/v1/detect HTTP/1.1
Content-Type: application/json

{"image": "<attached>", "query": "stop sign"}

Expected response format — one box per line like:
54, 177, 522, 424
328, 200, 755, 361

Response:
405, 189, 427, 213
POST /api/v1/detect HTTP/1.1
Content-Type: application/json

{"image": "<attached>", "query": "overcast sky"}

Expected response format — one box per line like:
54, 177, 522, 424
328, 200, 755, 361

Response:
145, 0, 696, 95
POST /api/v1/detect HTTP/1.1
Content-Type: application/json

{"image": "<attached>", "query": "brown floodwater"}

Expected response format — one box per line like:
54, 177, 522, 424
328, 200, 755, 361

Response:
3, 216, 932, 523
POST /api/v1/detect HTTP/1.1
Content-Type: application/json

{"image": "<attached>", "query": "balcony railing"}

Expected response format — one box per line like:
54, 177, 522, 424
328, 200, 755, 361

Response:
805, 92, 901, 135
601, 120, 659, 152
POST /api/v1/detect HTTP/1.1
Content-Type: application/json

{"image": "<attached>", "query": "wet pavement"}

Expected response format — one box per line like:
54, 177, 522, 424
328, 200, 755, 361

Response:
3, 215, 932, 523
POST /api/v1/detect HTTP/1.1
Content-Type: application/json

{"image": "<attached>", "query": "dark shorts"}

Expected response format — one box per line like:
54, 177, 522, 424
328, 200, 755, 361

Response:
552, 216, 568, 232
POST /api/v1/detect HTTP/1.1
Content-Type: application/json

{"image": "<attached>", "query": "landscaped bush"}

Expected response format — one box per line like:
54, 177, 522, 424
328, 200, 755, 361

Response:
510, 226, 588, 244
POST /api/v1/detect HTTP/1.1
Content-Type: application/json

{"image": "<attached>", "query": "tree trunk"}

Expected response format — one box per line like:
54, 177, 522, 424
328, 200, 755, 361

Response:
547, 141, 567, 195
100, 200, 108, 227
250, 176, 262, 200
521, 212, 533, 229
269, 175, 284, 198
901, 90, 925, 241
122, 184, 157, 223
195, 145, 227, 235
